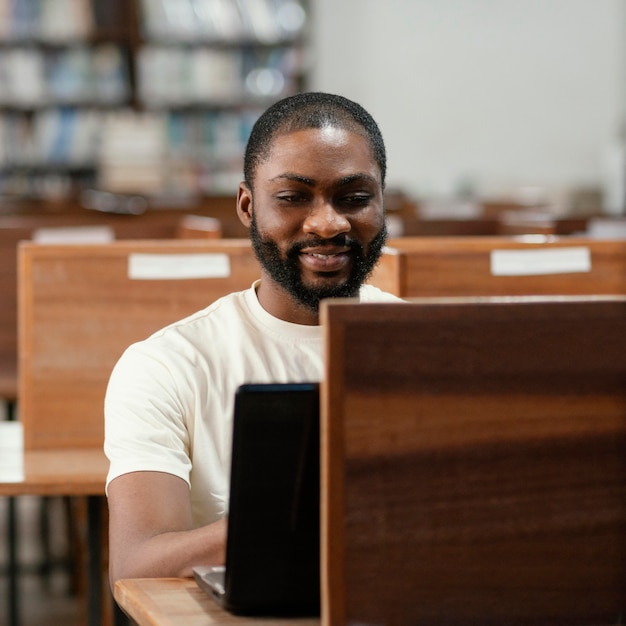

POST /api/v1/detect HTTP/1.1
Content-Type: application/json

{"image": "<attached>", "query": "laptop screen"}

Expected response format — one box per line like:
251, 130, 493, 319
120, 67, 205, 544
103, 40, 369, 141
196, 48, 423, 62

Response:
221, 382, 320, 616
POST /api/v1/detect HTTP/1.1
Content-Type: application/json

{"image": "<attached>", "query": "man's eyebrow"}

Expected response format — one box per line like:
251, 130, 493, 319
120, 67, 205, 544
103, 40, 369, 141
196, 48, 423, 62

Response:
269, 173, 315, 186
269, 172, 379, 187
337, 173, 379, 187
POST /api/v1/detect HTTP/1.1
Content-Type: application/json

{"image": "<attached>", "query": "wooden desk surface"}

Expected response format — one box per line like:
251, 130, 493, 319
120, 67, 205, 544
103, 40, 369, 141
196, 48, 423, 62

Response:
0, 421, 110, 626
0, 421, 107, 495
114, 578, 320, 626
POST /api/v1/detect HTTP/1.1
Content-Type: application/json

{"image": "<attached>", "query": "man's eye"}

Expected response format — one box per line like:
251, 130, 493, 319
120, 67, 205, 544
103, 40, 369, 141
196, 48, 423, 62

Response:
342, 194, 371, 206
277, 193, 306, 203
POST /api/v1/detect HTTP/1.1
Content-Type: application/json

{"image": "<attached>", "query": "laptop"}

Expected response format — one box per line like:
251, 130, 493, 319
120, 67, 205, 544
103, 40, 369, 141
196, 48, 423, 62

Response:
193, 382, 320, 617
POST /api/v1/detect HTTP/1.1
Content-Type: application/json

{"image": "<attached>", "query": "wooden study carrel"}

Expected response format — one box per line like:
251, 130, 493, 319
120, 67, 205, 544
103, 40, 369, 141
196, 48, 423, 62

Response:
321, 296, 626, 626
370, 236, 626, 298
18, 239, 260, 450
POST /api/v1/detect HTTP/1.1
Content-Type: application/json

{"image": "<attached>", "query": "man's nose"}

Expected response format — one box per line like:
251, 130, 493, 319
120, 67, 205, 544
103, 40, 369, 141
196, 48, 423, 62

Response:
302, 201, 350, 238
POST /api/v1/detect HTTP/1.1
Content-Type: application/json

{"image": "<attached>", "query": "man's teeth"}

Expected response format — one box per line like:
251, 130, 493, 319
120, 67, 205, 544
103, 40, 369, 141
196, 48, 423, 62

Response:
308, 252, 339, 259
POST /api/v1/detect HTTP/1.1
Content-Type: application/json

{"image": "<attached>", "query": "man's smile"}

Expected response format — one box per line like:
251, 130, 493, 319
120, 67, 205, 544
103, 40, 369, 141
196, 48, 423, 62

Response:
299, 246, 351, 272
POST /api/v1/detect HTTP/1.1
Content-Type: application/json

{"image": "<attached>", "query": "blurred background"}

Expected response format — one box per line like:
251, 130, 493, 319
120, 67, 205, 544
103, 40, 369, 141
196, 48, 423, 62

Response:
315, 0, 626, 214
1, 0, 626, 218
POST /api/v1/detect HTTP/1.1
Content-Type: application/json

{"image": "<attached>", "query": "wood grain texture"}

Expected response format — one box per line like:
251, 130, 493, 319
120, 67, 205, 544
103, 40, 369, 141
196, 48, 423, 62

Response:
321, 297, 626, 626
114, 578, 319, 626
0, 423, 108, 495
0, 200, 243, 403
370, 236, 626, 297
18, 239, 260, 450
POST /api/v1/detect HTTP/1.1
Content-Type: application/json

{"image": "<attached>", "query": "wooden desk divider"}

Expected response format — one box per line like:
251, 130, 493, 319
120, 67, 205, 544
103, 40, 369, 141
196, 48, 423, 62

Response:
321, 297, 626, 626
370, 236, 626, 297
18, 238, 259, 450
1, 223, 119, 411
176, 214, 223, 239
0, 220, 46, 407
2, 210, 225, 411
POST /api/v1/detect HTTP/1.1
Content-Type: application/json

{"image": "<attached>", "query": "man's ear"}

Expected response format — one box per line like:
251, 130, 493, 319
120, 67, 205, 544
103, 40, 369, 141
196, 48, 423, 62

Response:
236, 182, 253, 228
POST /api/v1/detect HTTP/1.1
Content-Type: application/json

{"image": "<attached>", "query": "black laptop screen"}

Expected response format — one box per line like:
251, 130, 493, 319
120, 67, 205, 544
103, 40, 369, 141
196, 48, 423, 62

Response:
223, 382, 320, 616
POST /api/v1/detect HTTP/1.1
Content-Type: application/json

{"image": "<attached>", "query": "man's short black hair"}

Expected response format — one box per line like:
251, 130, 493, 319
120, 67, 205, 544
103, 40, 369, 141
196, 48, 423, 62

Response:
243, 91, 387, 189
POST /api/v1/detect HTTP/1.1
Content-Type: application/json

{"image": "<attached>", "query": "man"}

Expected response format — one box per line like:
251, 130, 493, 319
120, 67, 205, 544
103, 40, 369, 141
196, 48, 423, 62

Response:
105, 92, 401, 584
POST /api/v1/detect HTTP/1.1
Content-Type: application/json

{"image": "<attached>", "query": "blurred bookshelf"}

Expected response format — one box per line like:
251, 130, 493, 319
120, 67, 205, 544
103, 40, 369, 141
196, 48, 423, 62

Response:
0, 0, 310, 210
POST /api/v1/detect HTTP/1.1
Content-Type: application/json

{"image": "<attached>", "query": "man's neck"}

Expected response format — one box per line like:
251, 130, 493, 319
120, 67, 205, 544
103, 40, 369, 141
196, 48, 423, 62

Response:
255, 279, 320, 326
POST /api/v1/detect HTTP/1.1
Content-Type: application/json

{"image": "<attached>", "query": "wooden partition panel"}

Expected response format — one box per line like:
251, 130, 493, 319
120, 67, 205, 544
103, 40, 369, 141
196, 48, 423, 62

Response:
369, 236, 626, 297
1, 203, 239, 402
0, 224, 33, 400
321, 297, 626, 626
18, 239, 259, 450
176, 214, 223, 239
398, 216, 500, 237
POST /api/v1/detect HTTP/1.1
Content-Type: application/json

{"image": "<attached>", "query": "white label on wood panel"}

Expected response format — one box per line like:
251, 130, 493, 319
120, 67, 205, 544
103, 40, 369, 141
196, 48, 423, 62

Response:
490, 247, 591, 276
128, 253, 231, 279
0, 422, 24, 482
32, 225, 115, 243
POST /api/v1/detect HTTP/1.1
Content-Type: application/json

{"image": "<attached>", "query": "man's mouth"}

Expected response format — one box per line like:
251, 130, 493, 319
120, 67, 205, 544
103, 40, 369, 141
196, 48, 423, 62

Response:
299, 247, 351, 272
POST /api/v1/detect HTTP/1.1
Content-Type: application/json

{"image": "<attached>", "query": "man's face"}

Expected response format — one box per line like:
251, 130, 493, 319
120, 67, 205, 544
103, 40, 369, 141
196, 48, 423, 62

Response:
243, 126, 387, 314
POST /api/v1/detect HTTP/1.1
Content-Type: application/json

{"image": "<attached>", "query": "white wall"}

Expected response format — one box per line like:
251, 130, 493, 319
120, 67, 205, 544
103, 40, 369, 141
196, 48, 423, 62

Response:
310, 0, 626, 201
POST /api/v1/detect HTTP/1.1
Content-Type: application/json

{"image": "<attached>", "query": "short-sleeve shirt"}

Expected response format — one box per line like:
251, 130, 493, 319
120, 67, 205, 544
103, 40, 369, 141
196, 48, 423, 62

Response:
104, 281, 402, 527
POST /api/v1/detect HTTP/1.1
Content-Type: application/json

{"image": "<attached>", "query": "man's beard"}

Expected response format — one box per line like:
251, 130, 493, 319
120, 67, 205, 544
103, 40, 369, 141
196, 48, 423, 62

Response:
249, 213, 387, 313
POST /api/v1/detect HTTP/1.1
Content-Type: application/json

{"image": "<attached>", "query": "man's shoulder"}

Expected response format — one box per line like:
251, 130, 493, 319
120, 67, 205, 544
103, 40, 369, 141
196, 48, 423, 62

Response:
359, 284, 404, 303
156, 286, 254, 336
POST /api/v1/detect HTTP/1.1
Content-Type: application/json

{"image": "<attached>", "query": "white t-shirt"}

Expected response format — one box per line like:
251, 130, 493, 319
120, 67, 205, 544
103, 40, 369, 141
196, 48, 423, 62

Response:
104, 281, 401, 527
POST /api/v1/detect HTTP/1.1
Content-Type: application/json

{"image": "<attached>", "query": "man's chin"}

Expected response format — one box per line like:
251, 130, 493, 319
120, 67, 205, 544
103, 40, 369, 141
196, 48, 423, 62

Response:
297, 280, 360, 304
302, 273, 346, 291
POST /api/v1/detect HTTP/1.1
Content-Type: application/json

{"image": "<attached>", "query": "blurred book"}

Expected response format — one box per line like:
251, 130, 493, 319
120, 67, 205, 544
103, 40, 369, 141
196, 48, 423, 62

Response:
140, 0, 205, 41
2, 112, 35, 165
7, 0, 40, 40
188, 47, 243, 102
0, 0, 11, 39
138, 0, 295, 42
138, 0, 169, 39
43, 44, 129, 104
203, 0, 245, 40
5, 48, 46, 104
0, 0, 95, 41
98, 110, 168, 194
236, 0, 280, 43
138, 0, 196, 41
32, 107, 71, 163
45, 46, 92, 102
0, 114, 6, 167
137, 45, 188, 105
92, 44, 130, 103
68, 109, 101, 164
40, 0, 93, 41
138, 45, 243, 105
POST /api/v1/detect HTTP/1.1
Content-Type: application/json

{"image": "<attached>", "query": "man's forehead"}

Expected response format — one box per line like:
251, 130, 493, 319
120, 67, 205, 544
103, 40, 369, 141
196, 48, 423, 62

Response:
263, 126, 376, 166
249, 125, 381, 188
269, 124, 355, 146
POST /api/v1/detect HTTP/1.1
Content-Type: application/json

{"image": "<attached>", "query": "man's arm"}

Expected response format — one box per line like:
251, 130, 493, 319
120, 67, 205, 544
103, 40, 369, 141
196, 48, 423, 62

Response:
107, 470, 227, 585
